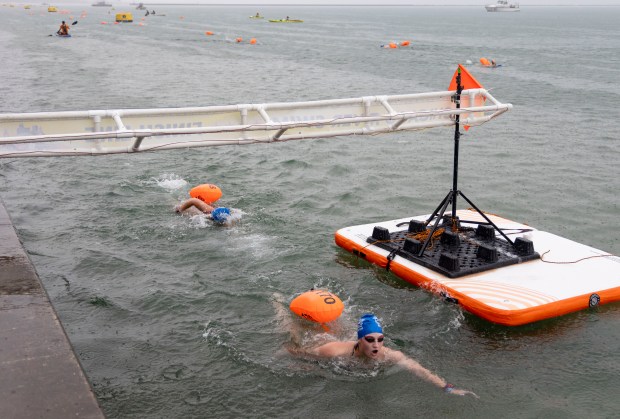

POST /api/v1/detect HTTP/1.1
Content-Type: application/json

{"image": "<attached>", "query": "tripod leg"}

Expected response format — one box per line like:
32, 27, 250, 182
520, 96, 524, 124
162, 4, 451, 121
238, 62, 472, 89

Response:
425, 190, 453, 225
418, 191, 453, 256
458, 191, 514, 245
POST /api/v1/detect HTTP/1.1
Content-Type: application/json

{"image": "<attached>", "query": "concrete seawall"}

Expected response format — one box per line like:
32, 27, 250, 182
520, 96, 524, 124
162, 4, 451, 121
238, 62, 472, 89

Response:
0, 199, 104, 418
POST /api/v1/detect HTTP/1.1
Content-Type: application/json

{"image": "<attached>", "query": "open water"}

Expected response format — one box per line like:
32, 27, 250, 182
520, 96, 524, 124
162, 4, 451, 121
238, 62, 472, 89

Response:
1, 4, 619, 418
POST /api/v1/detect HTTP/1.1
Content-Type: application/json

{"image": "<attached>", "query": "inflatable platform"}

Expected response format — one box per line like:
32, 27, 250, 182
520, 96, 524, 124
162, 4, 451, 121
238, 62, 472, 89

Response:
335, 209, 620, 326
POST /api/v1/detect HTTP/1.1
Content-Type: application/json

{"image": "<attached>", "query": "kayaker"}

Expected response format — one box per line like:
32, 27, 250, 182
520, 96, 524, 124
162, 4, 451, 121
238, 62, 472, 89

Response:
58, 21, 69, 36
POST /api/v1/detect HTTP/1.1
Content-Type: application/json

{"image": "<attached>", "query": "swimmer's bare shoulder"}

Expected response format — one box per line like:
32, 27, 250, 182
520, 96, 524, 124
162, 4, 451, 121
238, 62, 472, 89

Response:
290, 341, 356, 358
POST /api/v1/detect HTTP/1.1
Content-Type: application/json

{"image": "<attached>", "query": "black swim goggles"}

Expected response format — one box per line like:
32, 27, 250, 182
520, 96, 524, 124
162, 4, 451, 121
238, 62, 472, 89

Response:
363, 335, 384, 343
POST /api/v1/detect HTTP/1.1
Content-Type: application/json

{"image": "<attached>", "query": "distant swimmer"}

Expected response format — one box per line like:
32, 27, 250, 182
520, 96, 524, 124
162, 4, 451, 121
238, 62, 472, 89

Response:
57, 21, 69, 36
174, 183, 237, 224
286, 312, 479, 397
491, 59, 497, 67
175, 198, 234, 224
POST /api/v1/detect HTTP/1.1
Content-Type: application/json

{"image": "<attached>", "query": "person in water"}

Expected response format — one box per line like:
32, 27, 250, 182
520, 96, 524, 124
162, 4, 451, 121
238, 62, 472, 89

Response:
295, 313, 478, 397
175, 198, 233, 224
58, 21, 69, 36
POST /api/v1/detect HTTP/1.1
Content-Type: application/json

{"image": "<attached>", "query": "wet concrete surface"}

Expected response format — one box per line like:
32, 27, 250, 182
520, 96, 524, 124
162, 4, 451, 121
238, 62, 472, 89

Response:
0, 200, 105, 418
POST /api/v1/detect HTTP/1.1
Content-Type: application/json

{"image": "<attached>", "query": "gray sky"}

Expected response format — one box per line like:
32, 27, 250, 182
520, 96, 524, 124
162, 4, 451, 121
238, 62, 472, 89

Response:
133, 1, 620, 5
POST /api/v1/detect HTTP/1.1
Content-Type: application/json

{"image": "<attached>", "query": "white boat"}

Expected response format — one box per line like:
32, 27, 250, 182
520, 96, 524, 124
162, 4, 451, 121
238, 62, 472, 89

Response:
92, 1, 112, 7
485, 1, 520, 12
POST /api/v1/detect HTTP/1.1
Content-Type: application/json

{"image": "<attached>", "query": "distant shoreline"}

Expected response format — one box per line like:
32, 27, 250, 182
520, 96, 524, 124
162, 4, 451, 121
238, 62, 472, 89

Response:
131, 4, 619, 6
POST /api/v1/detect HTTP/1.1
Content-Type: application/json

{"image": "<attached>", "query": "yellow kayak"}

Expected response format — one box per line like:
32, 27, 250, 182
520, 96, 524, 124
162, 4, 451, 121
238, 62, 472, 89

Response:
269, 19, 303, 23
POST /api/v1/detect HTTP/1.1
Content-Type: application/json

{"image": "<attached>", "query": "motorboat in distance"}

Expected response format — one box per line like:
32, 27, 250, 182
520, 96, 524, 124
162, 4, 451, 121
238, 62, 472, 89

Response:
485, 1, 520, 12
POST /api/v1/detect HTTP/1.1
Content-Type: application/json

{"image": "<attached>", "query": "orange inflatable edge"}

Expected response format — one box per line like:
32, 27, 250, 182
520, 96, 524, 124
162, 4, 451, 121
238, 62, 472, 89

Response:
334, 231, 620, 326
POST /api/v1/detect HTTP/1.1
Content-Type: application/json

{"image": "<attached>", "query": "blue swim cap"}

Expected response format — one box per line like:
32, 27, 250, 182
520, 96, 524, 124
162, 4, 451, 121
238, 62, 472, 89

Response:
357, 313, 383, 339
211, 207, 231, 223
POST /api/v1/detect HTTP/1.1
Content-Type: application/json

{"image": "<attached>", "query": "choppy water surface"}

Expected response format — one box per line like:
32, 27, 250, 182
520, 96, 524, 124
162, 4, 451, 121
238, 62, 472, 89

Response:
1, 5, 619, 418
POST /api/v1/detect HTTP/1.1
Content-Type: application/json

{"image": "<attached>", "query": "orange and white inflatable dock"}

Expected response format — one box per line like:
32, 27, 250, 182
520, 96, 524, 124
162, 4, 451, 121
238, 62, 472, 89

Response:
335, 209, 620, 326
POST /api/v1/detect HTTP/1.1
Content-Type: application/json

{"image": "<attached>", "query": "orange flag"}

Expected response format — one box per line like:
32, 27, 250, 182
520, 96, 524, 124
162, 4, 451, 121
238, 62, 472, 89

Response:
448, 64, 484, 91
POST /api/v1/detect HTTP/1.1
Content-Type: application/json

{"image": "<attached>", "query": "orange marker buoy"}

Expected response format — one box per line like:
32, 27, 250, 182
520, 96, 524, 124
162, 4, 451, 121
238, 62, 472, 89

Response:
290, 290, 344, 324
205, 31, 214, 35
189, 184, 222, 204
249, 38, 256, 45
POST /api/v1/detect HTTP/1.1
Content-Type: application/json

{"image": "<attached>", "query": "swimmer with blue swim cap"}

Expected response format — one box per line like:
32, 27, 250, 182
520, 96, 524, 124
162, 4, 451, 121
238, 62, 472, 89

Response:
175, 186, 234, 224
291, 313, 477, 397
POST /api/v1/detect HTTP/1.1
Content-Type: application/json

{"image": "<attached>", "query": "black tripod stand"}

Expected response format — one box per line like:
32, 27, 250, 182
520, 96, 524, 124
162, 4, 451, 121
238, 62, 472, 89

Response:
416, 68, 516, 257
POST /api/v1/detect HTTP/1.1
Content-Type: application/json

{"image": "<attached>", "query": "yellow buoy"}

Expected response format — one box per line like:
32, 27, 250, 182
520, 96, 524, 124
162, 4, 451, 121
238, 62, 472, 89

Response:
115, 12, 133, 23
290, 290, 344, 324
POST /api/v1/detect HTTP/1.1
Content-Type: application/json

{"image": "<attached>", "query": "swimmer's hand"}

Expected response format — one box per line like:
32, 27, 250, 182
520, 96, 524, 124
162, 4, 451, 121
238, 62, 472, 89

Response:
174, 205, 182, 214
449, 388, 479, 398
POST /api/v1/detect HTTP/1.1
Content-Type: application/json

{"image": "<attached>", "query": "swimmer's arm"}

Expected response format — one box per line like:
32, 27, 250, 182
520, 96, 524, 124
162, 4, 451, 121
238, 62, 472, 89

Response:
175, 198, 214, 214
386, 348, 479, 398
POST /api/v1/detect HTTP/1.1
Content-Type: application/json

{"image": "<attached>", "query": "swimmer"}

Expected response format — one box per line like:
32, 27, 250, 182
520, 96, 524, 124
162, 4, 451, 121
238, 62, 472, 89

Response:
175, 198, 234, 224
290, 313, 478, 397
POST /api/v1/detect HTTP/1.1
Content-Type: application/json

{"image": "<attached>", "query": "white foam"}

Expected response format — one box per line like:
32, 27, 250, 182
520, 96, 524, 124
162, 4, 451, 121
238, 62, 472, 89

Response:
154, 173, 188, 191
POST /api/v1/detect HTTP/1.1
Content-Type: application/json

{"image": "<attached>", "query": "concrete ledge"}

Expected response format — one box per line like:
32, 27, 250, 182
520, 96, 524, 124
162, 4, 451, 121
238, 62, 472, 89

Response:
0, 200, 104, 418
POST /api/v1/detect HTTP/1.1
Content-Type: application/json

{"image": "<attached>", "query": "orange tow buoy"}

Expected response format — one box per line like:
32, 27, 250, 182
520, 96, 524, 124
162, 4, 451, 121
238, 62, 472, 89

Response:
290, 290, 344, 324
205, 31, 213, 35
236, 37, 243, 43
249, 38, 256, 45
400, 40, 410, 46
189, 184, 222, 204
480, 57, 491, 66
388, 42, 398, 49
